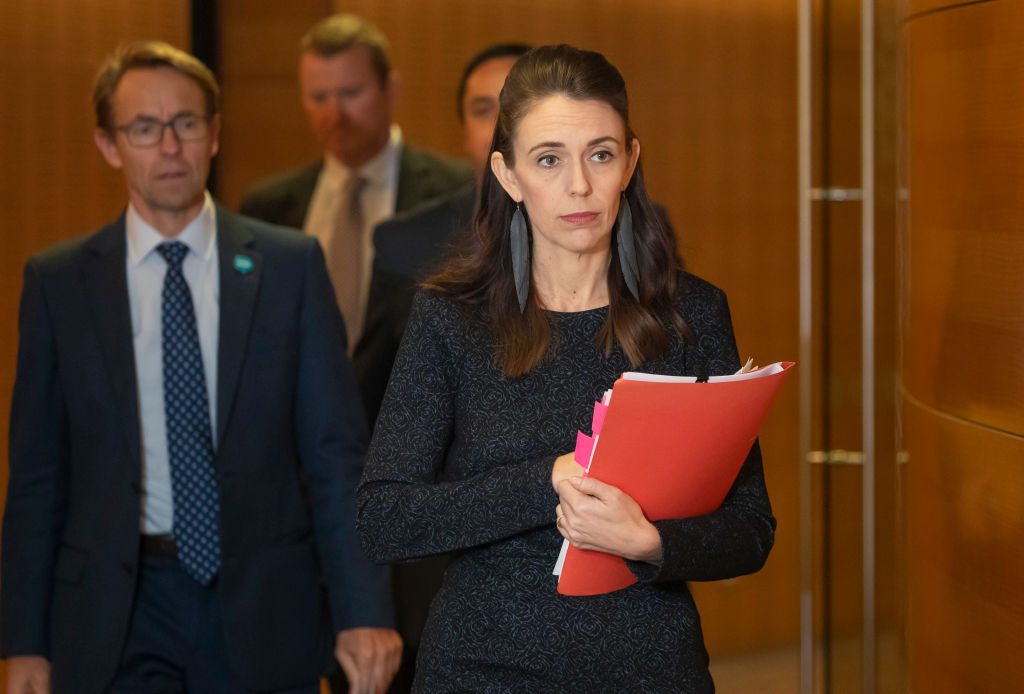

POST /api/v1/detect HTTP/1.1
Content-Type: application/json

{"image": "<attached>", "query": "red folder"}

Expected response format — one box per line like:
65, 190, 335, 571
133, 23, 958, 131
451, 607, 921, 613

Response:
556, 361, 794, 596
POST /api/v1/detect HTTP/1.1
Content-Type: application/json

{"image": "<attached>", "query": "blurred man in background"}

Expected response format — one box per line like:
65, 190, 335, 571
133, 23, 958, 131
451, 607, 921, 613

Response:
240, 14, 471, 357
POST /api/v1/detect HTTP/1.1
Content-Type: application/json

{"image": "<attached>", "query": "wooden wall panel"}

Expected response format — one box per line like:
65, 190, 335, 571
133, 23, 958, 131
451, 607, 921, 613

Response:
904, 0, 1024, 690
214, 0, 801, 656
0, 4, 191, 499
0, 0, 189, 682
905, 1, 1024, 436
906, 0, 997, 19
216, 0, 332, 207
902, 395, 1024, 692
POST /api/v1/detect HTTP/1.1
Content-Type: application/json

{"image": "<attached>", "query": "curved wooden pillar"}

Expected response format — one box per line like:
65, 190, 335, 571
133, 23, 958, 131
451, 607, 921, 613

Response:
904, 1, 1024, 690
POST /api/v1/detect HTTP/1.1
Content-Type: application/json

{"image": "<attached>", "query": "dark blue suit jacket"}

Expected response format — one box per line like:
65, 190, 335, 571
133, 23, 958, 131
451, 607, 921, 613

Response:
359, 184, 476, 426
0, 206, 392, 693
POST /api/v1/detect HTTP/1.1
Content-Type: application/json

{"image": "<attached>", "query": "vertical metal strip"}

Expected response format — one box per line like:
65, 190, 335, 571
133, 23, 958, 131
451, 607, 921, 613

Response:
797, 0, 814, 691
861, 0, 877, 691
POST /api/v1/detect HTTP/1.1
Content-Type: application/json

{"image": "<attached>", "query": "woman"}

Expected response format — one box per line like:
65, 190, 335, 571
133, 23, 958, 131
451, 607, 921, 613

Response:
357, 44, 775, 692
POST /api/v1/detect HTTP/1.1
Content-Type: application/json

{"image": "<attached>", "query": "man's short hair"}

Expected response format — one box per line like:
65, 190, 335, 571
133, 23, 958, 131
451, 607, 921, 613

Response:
300, 14, 391, 86
93, 41, 219, 134
456, 43, 532, 122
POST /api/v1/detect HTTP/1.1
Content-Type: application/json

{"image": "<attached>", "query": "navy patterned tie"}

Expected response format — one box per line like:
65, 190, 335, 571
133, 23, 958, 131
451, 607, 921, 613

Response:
157, 241, 221, 584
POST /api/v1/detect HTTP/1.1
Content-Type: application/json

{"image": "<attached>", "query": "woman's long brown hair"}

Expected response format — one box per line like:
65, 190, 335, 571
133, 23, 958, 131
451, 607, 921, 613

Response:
425, 44, 689, 377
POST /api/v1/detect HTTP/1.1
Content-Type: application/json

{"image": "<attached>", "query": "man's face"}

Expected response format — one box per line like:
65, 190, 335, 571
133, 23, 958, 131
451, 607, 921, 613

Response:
462, 55, 518, 177
299, 45, 395, 168
94, 67, 219, 232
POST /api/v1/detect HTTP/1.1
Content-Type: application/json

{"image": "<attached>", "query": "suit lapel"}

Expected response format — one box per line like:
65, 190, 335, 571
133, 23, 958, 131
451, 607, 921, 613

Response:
393, 146, 472, 214
82, 216, 141, 469
215, 206, 261, 447
394, 146, 425, 213
286, 163, 323, 229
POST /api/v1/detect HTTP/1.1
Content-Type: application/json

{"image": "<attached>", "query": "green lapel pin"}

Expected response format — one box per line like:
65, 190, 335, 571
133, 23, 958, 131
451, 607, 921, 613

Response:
233, 254, 254, 274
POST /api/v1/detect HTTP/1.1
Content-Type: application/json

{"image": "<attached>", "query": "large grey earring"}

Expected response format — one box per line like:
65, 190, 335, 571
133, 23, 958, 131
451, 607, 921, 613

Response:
510, 203, 530, 313
616, 193, 640, 301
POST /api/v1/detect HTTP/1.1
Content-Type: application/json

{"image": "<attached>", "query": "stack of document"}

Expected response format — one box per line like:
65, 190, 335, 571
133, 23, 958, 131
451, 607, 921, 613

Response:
553, 361, 795, 595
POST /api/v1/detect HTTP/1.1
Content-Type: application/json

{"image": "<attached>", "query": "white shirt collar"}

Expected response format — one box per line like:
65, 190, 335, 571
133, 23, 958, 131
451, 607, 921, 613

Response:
127, 191, 217, 266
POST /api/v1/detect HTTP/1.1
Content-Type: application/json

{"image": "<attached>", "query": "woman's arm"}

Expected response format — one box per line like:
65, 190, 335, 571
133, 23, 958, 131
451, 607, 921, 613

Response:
356, 292, 559, 563
554, 444, 774, 581
630, 440, 776, 583
557, 281, 777, 583
631, 283, 776, 583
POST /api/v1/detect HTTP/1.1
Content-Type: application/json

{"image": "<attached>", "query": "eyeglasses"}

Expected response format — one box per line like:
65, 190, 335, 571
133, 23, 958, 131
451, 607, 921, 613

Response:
115, 114, 211, 148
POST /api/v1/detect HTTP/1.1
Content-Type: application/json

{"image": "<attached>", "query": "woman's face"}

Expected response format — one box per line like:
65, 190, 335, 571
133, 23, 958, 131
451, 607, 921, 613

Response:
492, 94, 639, 262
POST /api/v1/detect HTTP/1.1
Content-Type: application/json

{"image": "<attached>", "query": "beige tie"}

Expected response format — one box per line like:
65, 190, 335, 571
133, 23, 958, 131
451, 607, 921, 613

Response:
327, 173, 367, 353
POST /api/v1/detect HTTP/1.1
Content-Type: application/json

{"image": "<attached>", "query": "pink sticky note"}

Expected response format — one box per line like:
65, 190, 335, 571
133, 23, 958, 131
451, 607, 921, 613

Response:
574, 431, 594, 467
592, 402, 608, 434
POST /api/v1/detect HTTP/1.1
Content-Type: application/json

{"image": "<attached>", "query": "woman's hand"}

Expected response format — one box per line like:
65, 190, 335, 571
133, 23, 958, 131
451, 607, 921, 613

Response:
555, 476, 663, 563
551, 452, 584, 491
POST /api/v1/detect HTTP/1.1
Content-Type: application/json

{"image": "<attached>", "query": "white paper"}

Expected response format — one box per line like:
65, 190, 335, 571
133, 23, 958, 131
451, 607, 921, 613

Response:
621, 360, 786, 384
553, 538, 569, 576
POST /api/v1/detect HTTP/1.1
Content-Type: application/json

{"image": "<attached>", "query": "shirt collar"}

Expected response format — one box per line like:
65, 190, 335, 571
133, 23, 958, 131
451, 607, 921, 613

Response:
322, 124, 403, 189
127, 191, 217, 266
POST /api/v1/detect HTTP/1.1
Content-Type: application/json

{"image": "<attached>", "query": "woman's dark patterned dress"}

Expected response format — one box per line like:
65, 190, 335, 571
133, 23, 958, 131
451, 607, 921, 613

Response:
357, 273, 776, 693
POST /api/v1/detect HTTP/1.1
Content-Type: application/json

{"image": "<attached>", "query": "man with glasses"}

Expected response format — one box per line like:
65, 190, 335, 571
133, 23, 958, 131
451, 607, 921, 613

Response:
118, 113, 210, 145
1, 41, 399, 694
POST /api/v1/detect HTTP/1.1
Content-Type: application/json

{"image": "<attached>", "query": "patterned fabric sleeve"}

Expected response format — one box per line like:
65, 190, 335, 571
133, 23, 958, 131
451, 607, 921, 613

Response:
626, 283, 777, 584
356, 291, 559, 563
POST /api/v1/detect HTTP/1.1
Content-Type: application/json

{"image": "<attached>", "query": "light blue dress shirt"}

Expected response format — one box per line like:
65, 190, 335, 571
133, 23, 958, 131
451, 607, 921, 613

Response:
126, 193, 220, 535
